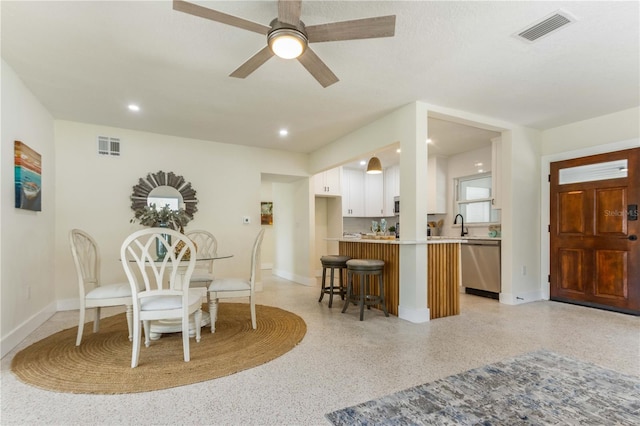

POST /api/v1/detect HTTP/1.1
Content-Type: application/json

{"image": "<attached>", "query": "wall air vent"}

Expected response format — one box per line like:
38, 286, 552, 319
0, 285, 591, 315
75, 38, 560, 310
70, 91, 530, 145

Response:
97, 136, 121, 156
515, 10, 575, 43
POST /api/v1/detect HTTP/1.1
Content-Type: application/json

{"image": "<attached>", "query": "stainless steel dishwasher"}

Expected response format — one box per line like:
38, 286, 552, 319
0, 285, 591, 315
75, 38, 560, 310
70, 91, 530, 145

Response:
461, 239, 501, 299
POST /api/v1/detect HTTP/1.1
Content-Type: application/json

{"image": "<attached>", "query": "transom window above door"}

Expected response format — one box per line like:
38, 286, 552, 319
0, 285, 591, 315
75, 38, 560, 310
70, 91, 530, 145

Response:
558, 159, 628, 185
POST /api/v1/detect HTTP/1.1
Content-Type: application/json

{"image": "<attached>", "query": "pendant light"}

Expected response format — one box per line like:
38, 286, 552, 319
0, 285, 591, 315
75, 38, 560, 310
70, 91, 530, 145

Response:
366, 156, 383, 174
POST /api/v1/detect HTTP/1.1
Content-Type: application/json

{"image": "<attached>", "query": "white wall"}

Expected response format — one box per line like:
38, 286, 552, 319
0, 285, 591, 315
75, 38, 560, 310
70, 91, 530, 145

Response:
499, 128, 541, 304
541, 107, 640, 156
313, 196, 343, 275
314, 197, 329, 275
272, 180, 315, 285
53, 121, 309, 309
1, 60, 57, 356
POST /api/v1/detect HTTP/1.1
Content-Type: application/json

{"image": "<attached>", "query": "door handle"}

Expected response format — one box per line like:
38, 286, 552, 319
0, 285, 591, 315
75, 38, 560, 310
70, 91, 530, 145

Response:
629, 235, 638, 241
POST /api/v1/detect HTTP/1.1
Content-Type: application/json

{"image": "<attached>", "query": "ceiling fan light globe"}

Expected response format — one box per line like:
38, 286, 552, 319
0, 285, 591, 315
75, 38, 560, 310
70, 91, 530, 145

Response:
268, 29, 307, 59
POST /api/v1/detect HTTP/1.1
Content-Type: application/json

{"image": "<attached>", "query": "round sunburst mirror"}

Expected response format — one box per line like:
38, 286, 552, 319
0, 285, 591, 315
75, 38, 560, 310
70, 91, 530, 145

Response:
130, 170, 198, 219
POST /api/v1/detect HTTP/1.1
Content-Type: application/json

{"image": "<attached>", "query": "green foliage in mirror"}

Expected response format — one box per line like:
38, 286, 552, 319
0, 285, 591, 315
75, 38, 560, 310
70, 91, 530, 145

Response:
130, 204, 191, 230
130, 170, 198, 220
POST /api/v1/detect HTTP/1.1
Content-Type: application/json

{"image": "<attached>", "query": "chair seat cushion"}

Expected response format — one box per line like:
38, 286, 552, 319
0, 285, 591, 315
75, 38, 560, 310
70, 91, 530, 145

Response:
209, 278, 250, 292
140, 289, 202, 311
346, 259, 385, 271
320, 255, 351, 267
190, 273, 214, 282
86, 282, 131, 299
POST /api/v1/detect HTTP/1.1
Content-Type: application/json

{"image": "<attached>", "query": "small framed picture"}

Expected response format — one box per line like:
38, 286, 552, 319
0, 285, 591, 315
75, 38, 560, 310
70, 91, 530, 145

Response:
261, 201, 273, 225
15, 141, 42, 211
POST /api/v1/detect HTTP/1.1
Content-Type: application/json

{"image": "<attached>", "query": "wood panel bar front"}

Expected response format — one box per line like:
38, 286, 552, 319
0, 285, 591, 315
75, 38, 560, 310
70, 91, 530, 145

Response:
339, 241, 399, 316
338, 240, 460, 320
427, 243, 460, 319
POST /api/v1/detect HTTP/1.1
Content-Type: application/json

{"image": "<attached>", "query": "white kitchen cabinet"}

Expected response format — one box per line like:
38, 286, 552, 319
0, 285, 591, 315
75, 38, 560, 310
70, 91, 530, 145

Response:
364, 172, 384, 217
342, 168, 364, 216
314, 167, 341, 196
383, 165, 400, 216
491, 136, 502, 209
427, 156, 448, 214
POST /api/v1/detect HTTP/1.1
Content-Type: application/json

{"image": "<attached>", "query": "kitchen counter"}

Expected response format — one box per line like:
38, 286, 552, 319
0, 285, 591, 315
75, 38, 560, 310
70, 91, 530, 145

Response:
331, 237, 466, 244
429, 236, 502, 241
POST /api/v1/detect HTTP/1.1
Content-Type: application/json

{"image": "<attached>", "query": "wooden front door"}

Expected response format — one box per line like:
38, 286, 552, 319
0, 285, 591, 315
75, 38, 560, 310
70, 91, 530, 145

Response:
550, 148, 639, 315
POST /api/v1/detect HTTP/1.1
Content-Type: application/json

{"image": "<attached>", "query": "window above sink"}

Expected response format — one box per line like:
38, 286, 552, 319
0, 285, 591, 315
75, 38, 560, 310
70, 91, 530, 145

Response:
455, 173, 501, 224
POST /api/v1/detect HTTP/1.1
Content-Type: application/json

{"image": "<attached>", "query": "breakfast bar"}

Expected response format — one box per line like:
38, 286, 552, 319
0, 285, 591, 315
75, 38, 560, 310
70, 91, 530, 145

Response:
335, 237, 463, 319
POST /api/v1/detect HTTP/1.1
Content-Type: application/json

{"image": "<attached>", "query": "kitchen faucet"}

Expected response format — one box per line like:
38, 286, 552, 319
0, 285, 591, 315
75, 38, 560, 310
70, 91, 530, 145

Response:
454, 214, 468, 237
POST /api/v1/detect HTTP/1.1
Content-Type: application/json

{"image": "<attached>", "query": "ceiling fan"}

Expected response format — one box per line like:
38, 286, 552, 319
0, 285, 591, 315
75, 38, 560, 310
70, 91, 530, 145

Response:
173, 0, 396, 88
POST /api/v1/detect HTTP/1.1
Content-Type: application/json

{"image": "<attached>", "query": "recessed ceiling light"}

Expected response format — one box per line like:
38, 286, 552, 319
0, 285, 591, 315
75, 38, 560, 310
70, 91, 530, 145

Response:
474, 162, 483, 167
359, 160, 366, 166
279, 129, 288, 136
396, 148, 401, 153
128, 104, 140, 112
426, 138, 432, 144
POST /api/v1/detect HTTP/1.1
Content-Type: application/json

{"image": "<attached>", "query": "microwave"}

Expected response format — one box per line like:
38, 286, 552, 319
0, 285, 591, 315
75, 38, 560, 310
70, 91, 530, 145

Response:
393, 196, 400, 215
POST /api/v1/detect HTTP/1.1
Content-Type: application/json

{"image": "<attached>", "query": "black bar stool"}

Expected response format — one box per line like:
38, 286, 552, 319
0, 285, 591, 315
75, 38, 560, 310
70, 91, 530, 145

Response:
319, 255, 351, 307
342, 259, 389, 321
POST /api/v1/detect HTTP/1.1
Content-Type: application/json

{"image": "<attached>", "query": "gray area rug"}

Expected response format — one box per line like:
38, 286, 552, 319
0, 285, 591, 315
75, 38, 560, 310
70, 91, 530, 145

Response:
326, 350, 640, 425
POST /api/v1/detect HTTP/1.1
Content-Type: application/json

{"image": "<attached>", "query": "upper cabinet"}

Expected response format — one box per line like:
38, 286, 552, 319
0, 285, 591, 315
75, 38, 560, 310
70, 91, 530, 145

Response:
491, 136, 502, 209
342, 168, 364, 216
427, 156, 448, 214
314, 167, 341, 196
383, 165, 400, 216
341, 166, 398, 217
364, 173, 384, 217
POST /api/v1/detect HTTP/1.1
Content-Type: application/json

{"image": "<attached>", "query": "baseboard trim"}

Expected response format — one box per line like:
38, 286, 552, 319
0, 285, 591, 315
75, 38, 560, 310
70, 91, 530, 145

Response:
398, 305, 430, 323
272, 268, 316, 286
57, 297, 80, 311
499, 290, 542, 305
1, 301, 57, 358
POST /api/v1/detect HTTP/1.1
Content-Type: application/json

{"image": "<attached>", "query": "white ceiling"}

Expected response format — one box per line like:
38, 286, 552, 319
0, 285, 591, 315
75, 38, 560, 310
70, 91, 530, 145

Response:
2, 1, 638, 159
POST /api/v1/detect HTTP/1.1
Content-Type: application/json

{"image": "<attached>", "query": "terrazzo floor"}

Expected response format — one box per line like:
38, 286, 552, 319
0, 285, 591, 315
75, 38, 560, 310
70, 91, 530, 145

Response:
2, 272, 639, 425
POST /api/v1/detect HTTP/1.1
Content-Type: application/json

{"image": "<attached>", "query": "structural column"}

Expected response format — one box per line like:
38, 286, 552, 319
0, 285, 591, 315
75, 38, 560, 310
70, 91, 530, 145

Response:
397, 102, 430, 322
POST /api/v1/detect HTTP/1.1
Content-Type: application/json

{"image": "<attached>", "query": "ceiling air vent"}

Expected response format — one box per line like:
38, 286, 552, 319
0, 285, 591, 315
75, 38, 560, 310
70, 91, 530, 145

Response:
97, 136, 121, 156
515, 10, 575, 43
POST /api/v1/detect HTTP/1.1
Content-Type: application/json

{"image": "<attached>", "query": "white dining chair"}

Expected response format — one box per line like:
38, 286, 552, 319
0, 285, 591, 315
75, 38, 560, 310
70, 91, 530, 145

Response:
120, 228, 202, 368
70, 229, 133, 346
185, 229, 218, 288
208, 229, 264, 333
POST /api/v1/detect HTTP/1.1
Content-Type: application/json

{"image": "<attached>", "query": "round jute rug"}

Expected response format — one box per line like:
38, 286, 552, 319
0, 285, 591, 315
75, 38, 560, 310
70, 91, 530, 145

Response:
11, 303, 306, 394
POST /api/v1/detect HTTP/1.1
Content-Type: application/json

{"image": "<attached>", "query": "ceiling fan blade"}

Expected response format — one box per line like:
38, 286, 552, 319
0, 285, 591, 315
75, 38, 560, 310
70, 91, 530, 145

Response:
306, 15, 396, 43
297, 48, 339, 88
278, 0, 302, 26
229, 46, 275, 79
173, 0, 270, 35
